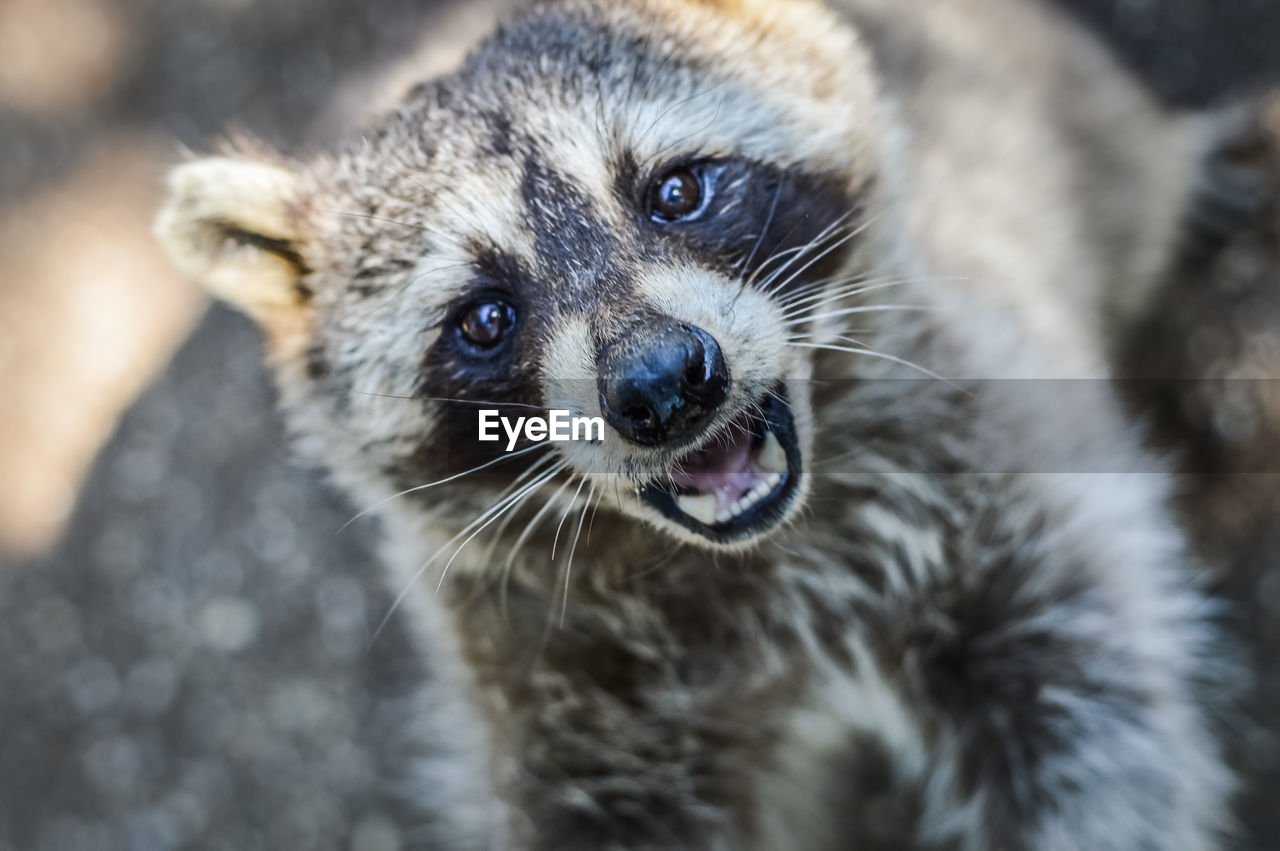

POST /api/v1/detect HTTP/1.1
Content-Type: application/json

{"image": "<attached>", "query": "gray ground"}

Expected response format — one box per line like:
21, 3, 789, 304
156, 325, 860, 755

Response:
3, 1, 1280, 850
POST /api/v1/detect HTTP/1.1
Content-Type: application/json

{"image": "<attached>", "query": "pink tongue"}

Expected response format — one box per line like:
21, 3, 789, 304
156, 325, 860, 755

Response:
669, 423, 760, 507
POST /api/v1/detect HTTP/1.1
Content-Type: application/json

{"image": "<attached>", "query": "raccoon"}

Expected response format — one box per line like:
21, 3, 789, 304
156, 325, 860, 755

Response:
155, 0, 1236, 848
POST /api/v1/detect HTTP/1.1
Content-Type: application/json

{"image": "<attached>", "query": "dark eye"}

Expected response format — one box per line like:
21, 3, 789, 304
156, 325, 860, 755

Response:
458, 300, 516, 348
649, 167, 704, 222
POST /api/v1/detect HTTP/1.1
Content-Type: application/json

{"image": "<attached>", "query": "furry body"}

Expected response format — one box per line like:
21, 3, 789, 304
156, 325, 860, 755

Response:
156, 0, 1233, 847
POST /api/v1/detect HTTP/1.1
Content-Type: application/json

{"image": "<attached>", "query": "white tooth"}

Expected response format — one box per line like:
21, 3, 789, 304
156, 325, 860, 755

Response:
717, 509, 733, 523
676, 494, 720, 525
765, 472, 782, 488
751, 482, 772, 499
758, 431, 787, 474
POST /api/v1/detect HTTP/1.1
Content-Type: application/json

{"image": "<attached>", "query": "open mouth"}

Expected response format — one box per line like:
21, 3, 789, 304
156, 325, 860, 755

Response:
641, 388, 802, 543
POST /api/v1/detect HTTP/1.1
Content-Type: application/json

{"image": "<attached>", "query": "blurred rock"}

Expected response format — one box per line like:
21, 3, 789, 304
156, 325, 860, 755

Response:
0, 308, 440, 850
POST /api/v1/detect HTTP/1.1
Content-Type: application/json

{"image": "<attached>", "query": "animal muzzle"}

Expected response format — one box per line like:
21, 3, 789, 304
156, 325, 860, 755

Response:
596, 318, 729, 447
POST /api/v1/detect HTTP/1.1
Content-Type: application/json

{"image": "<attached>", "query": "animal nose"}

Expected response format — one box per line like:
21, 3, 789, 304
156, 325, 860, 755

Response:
597, 321, 729, 447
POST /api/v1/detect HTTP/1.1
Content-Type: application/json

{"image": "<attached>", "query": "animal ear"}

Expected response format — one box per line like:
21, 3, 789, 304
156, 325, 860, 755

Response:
155, 156, 313, 351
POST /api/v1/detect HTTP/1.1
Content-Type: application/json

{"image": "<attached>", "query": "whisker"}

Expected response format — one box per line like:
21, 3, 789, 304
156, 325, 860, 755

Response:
353, 391, 547, 411
789, 332, 876, 350
559, 479, 597, 627
480, 452, 565, 562
729, 180, 785, 305
430, 464, 568, 596
752, 214, 853, 294
762, 207, 896, 300
647, 92, 727, 166
779, 282, 908, 321
785, 304, 940, 325
551, 475, 589, 562
368, 461, 568, 646
786, 341, 954, 384
761, 221, 866, 299
340, 442, 550, 531
762, 217, 858, 290
781, 273, 970, 313
500, 472, 578, 618
740, 233, 811, 290
634, 79, 728, 154
584, 479, 606, 546
779, 272, 872, 303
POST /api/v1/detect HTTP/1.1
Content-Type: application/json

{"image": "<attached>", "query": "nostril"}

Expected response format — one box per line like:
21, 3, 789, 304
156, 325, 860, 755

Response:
685, 359, 710, 387
622, 404, 654, 424
684, 326, 728, 409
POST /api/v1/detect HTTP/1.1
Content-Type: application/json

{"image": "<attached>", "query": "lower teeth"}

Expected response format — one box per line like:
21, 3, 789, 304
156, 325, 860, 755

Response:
673, 471, 786, 526
716, 472, 783, 523
674, 493, 719, 525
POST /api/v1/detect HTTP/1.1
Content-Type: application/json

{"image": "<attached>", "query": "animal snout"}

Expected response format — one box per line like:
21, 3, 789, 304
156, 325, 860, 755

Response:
597, 320, 729, 447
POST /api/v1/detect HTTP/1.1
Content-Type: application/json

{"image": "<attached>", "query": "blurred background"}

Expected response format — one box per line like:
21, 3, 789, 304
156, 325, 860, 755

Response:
2, 0, 1280, 849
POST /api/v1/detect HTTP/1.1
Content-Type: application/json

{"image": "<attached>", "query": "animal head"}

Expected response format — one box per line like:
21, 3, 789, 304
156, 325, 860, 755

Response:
156, 0, 882, 556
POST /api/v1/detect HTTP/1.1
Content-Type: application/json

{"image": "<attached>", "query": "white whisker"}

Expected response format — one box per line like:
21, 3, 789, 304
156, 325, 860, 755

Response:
785, 304, 940, 325
431, 464, 568, 595
340, 442, 549, 531
499, 472, 579, 618
762, 217, 875, 299
479, 452, 564, 562
551, 475, 589, 562
786, 341, 954, 384
560, 479, 597, 627
779, 279, 914, 319
365, 461, 568, 647
752, 213, 853, 294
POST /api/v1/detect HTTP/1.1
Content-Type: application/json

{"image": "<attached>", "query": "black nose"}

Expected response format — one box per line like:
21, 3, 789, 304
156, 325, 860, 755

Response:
597, 321, 730, 447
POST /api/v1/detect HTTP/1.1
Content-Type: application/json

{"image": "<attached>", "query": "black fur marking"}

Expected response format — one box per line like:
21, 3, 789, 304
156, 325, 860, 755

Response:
405, 261, 547, 487
472, 245, 535, 295
520, 152, 621, 301
470, 243, 568, 336
628, 157, 856, 296
404, 356, 543, 487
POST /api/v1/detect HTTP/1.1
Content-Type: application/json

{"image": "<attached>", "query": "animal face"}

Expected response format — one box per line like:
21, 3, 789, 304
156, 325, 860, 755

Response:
156, 0, 881, 554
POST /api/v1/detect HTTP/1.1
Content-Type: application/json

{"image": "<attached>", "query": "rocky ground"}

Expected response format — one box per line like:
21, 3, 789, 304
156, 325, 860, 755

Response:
2, 1, 1280, 849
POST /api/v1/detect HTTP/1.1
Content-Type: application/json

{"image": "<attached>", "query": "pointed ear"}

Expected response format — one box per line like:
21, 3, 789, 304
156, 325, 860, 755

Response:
155, 156, 313, 354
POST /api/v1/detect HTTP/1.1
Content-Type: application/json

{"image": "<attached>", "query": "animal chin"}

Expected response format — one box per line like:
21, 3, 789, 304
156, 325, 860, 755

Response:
641, 388, 802, 543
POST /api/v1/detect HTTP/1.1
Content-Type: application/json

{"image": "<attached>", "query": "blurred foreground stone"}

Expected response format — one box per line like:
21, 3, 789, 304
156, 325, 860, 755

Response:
0, 308, 452, 851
